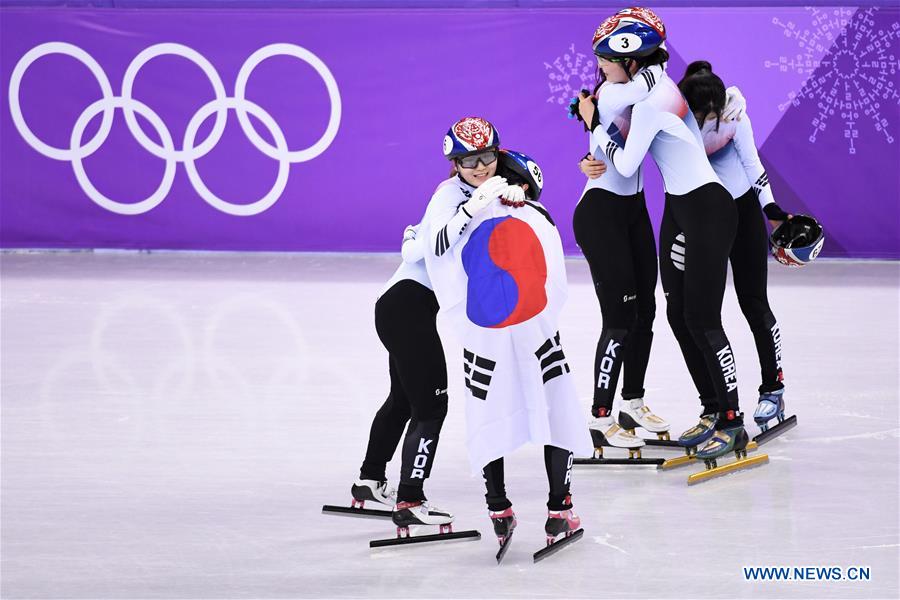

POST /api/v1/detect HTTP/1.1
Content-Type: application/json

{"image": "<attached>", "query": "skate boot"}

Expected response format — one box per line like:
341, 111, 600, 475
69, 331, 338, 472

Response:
588, 412, 645, 459
490, 506, 517, 562
754, 389, 786, 432
687, 415, 770, 485
392, 500, 455, 537
489, 507, 517, 544
350, 479, 396, 509
544, 496, 581, 545
695, 424, 750, 468
677, 413, 718, 455
617, 398, 671, 441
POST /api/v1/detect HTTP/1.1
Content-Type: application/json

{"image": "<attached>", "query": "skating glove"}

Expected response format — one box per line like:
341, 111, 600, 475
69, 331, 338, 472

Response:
403, 224, 418, 243
500, 184, 527, 208
762, 202, 790, 222
461, 176, 507, 218
723, 86, 746, 122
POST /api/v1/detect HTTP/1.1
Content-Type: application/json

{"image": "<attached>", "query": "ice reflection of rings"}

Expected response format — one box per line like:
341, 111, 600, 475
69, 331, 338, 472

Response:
8, 41, 342, 216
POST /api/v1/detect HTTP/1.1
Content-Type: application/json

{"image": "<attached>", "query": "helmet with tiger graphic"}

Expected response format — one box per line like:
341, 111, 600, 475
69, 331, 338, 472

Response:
592, 7, 667, 59
442, 117, 501, 160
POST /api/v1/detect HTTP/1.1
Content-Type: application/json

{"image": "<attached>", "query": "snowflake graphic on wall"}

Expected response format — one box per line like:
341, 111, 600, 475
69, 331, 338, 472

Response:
545, 43, 596, 105
764, 7, 900, 154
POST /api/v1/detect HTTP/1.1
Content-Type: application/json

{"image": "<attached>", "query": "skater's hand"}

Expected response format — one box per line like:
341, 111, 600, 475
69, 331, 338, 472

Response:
500, 184, 527, 208
577, 92, 598, 129
579, 154, 607, 179
402, 224, 418, 243
723, 86, 746, 122
763, 202, 792, 230
463, 175, 508, 217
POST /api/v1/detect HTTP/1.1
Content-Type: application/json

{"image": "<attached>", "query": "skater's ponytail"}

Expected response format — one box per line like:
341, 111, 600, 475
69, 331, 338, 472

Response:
678, 60, 726, 131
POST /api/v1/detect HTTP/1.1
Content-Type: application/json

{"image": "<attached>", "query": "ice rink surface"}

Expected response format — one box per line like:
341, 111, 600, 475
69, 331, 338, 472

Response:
1, 253, 898, 599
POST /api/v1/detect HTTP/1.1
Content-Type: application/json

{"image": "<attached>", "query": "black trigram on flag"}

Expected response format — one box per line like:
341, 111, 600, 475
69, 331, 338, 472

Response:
535, 332, 570, 384
753, 171, 770, 193
464, 349, 495, 400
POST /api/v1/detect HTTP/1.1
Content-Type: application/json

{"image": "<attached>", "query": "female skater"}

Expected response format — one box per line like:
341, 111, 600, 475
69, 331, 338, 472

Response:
572, 53, 670, 455
579, 7, 749, 463
350, 217, 453, 530
678, 61, 792, 432
424, 117, 591, 551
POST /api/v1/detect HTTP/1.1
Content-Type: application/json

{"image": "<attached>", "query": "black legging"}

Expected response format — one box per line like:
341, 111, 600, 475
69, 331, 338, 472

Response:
359, 280, 448, 503
659, 182, 741, 420
482, 446, 574, 512
731, 190, 784, 394
573, 189, 657, 416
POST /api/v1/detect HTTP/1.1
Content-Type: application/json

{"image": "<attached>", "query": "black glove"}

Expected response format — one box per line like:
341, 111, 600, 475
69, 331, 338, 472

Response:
763, 202, 790, 222
567, 90, 599, 133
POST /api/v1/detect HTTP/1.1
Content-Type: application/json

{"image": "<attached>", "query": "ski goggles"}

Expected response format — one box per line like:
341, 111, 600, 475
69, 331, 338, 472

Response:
456, 149, 499, 169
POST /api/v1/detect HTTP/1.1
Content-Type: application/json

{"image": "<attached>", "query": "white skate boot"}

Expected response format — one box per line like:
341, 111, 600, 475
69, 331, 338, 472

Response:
392, 501, 455, 537
588, 414, 645, 459
350, 479, 396, 509
617, 398, 671, 441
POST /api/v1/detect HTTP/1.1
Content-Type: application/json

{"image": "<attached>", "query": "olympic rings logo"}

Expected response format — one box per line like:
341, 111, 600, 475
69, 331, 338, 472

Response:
8, 42, 341, 216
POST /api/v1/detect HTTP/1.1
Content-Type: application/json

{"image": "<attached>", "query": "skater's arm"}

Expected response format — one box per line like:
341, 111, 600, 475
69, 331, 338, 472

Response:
595, 64, 662, 114
424, 176, 507, 257
732, 113, 776, 210
590, 102, 659, 178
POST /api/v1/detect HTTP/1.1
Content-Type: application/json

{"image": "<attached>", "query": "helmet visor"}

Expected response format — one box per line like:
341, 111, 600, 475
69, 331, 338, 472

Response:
457, 149, 499, 169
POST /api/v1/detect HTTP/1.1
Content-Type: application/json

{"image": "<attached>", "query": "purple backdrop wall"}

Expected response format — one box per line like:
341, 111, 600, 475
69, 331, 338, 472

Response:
2, 7, 899, 257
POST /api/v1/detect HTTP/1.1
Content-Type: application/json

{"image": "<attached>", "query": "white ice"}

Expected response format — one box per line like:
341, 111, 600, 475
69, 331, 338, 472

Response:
1, 253, 898, 598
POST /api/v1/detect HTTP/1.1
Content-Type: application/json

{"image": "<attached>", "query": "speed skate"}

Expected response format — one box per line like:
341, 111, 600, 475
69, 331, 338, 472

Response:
617, 398, 676, 447
575, 423, 663, 466
322, 479, 395, 519
533, 503, 583, 563
678, 426, 768, 485
752, 389, 798, 445
369, 501, 480, 548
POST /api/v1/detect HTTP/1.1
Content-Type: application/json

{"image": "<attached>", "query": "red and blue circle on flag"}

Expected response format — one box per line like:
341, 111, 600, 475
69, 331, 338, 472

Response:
462, 216, 547, 328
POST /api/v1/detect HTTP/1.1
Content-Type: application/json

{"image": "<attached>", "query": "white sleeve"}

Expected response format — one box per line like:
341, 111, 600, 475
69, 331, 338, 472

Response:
590, 102, 659, 178
422, 186, 472, 258
731, 113, 776, 209
400, 223, 426, 264
595, 64, 662, 115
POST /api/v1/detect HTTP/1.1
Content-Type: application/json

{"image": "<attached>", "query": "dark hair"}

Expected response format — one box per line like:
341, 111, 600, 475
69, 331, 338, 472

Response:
593, 47, 670, 93
678, 60, 726, 131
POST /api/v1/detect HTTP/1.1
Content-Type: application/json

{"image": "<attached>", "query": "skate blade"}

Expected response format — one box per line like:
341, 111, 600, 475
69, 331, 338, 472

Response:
753, 415, 797, 446
370, 529, 481, 548
533, 529, 584, 563
642, 437, 682, 448
322, 504, 393, 519
659, 441, 759, 471
574, 457, 663, 466
496, 529, 514, 564
686, 454, 769, 485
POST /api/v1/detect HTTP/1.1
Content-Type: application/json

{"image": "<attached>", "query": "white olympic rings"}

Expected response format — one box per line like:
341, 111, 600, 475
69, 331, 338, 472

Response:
8, 41, 341, 216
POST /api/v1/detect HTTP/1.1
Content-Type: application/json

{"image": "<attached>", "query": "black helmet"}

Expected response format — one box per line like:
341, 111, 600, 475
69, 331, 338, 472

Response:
770, 214, 825, 267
